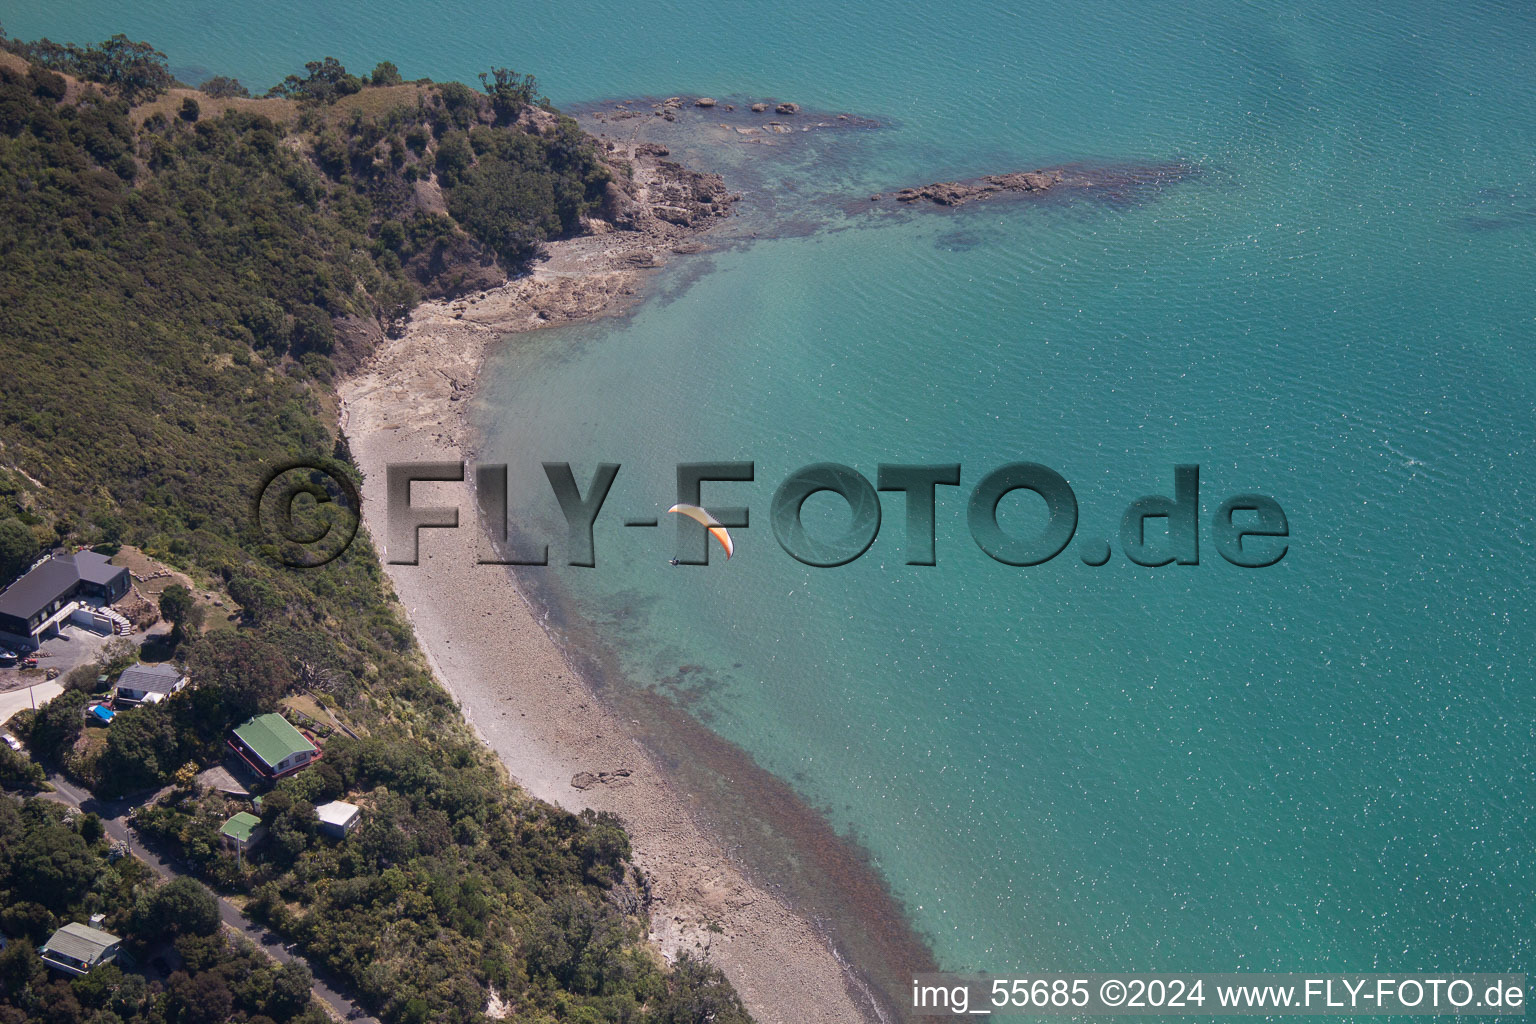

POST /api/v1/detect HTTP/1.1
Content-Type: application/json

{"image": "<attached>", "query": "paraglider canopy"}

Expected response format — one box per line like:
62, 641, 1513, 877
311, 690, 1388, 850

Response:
667, 504, 733, 559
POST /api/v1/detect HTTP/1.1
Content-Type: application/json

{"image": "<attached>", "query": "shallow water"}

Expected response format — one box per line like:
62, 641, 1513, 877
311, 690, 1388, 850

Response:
13, 0, 1533, 999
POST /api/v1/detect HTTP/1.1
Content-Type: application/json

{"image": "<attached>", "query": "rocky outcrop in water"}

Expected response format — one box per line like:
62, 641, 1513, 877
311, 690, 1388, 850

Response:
595, 146, 738, 233
869, 162, 1194, 214
894, 169, 1063, 206
646, 160, 737, 227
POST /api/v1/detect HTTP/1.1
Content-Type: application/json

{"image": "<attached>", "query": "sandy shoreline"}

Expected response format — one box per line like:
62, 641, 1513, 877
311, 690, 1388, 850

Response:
339, 115, 905, 1024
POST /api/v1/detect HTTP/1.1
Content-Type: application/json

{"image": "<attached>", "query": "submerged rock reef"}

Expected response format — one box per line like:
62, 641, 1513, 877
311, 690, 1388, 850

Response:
870, 161, 1195, 211
888, 169, 1064, 205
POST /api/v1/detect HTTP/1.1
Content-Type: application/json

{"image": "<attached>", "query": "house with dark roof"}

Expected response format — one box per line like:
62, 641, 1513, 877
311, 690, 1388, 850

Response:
71, 551, 129, 596
0, 551, 130, 650
39, 922, 121, 975
114, 663, 188, 706
227, 712, 319, 779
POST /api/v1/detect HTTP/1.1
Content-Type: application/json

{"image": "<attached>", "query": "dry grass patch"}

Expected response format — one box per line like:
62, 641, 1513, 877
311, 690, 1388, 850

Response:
320, 82, 432, 126
132, 87, 296, 126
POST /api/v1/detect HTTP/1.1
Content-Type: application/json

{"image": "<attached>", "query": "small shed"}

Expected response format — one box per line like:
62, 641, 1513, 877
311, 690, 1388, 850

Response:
220, 811, 266, 859
315, 800, 361, 838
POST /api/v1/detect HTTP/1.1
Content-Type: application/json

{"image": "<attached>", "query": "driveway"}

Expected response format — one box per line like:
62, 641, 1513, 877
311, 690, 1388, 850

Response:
43, 774, 380, 1023
34, 623, 119, 677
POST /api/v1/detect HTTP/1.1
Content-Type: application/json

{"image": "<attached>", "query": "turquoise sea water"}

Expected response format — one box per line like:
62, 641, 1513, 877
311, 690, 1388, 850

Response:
11, 0, 1533, 1003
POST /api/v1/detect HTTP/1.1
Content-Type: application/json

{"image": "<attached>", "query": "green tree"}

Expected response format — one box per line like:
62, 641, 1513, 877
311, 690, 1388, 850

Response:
268, 960, 314, 1019
184, 632, 294, 726
70, 960, 123, 1010
0, 937, 44, 994
575, 809, 630, 887
27, 687, 89, 762
433, 80, 482, 132
112, 970, 149, 1017
478, 67, 539, 124
13, 33, 173, 102
27, 65, 67, 101
227, 575, 282, 623
159, 583, 197, 639
369, 61, 403, 87
0, 900, 55, 943
136, 876, 221, 940
8, 810, 98, 913
0, 743, 45, 789
198, 75, 248, 98
0, 517, 37, 582
92, 33, 174, 102
167, 969, 235, 1024
289, 304, 334, 355
173, 760, 200, 788
650, 954, 754, 1024
266, 57, 362, 103
78, 812, 104, 844
97, 703, 182, 794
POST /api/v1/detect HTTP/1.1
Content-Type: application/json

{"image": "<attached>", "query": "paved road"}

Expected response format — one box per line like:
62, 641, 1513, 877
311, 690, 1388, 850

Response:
0, 680, 63, 725
44, 773, 379, 1023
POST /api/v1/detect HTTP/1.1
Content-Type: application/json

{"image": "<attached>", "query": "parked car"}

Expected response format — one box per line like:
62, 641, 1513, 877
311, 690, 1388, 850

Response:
20, 657, 37, 669
1, 734, 20, 751
0, 649, 16, 666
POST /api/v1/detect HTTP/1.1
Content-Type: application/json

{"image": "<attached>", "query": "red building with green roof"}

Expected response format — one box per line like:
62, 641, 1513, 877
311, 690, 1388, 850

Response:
227, 712, 319, 779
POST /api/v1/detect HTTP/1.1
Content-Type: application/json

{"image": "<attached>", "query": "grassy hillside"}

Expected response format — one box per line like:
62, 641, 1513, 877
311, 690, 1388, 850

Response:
0, 29, 748, 1024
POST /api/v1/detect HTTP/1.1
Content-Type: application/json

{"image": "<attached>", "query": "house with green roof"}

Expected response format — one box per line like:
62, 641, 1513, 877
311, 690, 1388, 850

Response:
227, 712, 318, 779
221, 811, 265, 861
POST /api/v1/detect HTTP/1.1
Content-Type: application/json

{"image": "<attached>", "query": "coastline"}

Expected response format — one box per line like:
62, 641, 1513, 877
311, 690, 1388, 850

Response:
338, 117, 924, 1024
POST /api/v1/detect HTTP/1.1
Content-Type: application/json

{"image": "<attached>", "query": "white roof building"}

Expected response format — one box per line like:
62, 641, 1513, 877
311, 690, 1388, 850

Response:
315, 800, 361, 837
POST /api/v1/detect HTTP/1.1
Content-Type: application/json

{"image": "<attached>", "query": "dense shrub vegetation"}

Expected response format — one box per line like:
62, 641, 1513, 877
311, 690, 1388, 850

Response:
0, 31, 747, 1024
0, 797, 329, 1024
1, 31, 174, 103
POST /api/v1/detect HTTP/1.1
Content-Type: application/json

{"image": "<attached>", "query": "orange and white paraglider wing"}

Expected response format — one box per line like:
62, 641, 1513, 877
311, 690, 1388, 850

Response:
709, 523, 733, 559
667, 503, 733, 559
